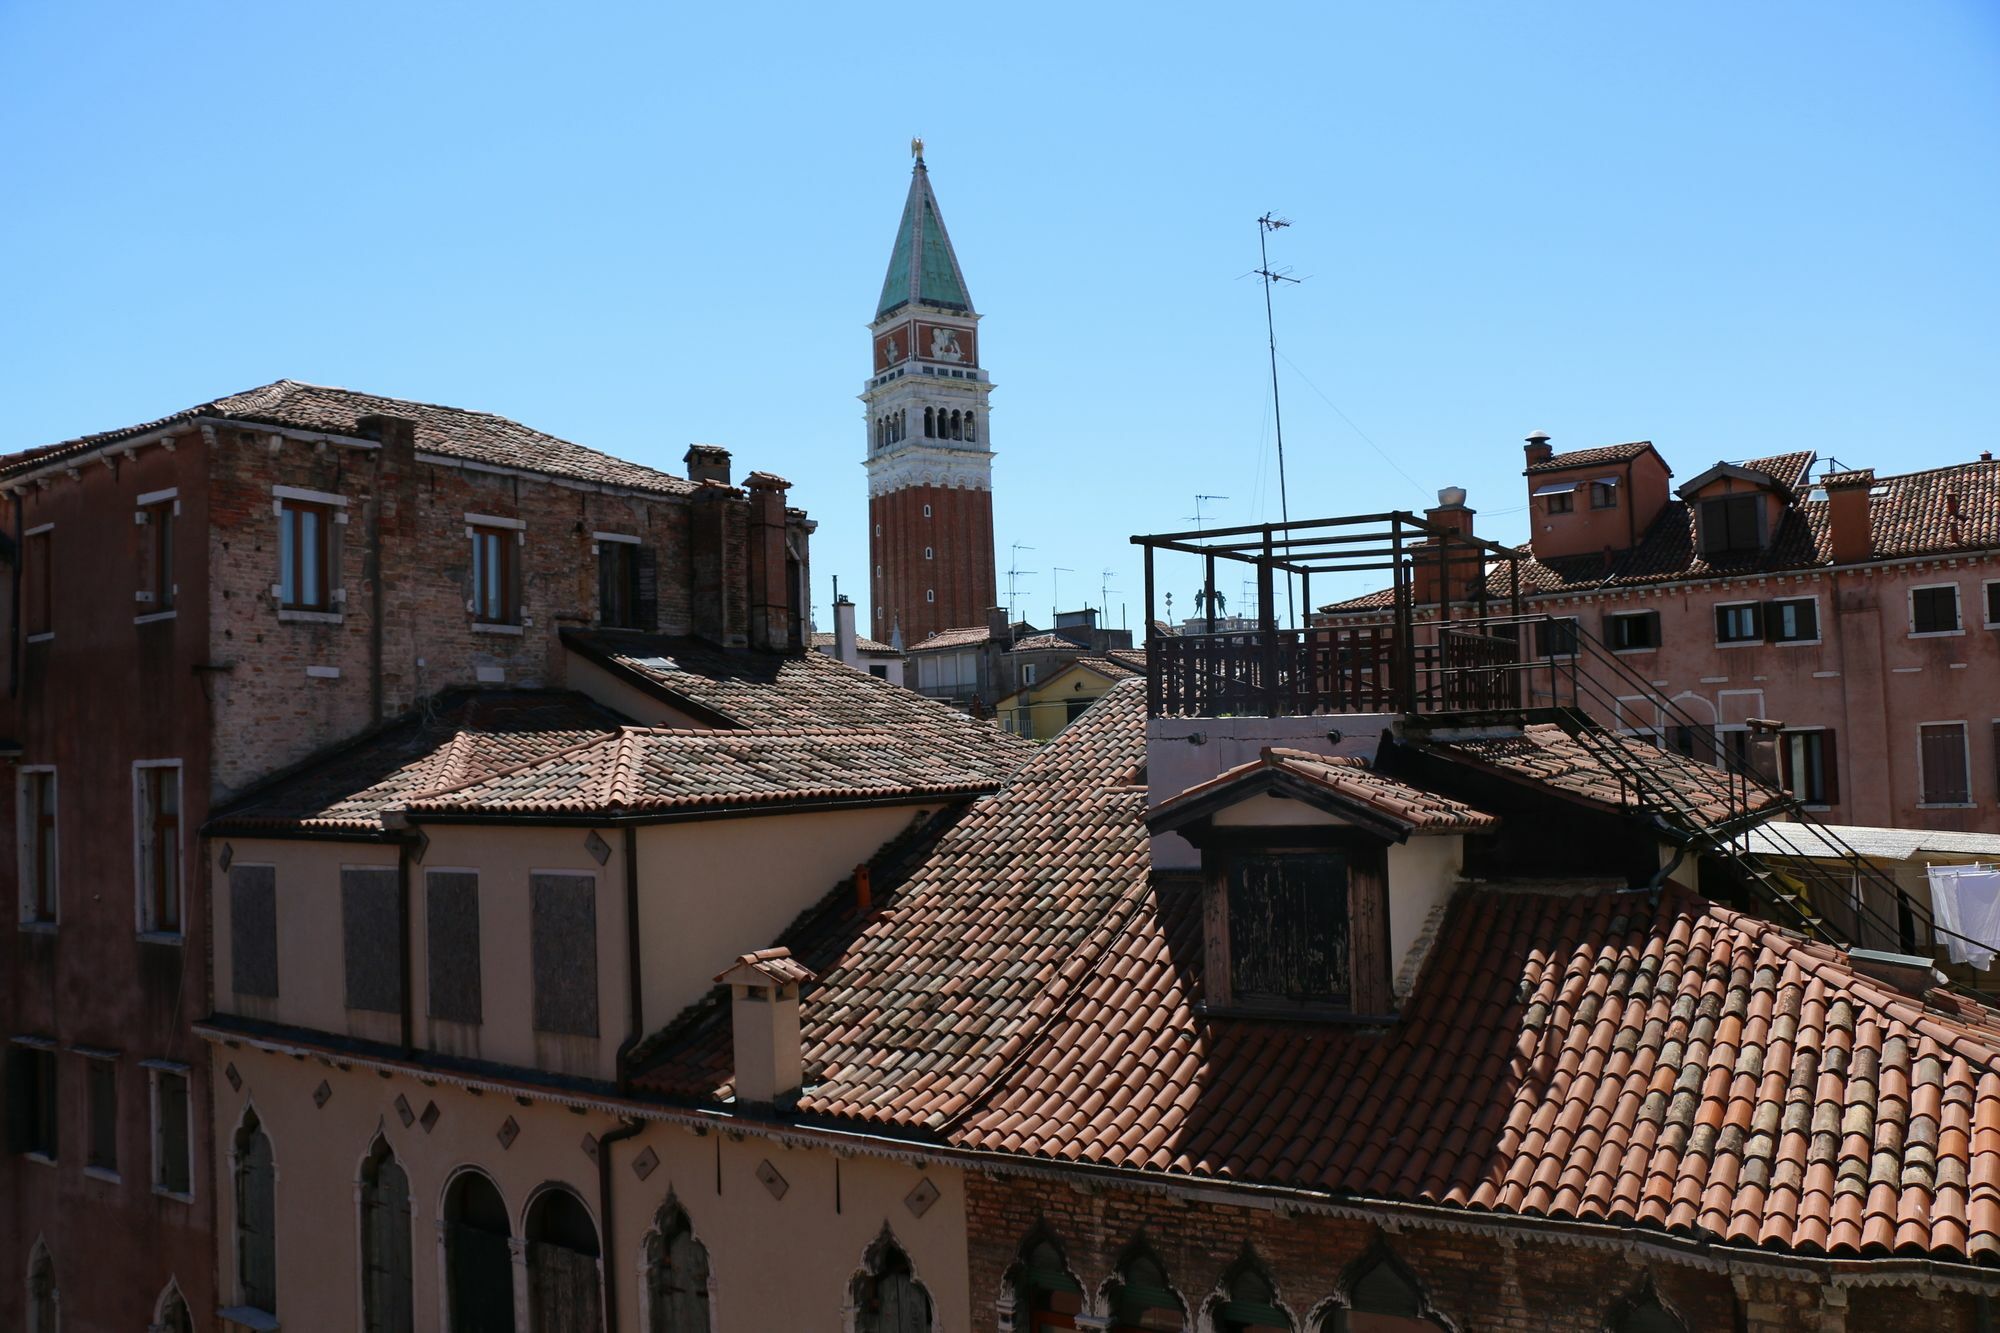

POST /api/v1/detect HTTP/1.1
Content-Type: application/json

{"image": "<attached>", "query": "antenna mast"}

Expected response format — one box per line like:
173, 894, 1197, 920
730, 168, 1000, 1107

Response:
1006, 543, 1038, 621
1256, 212, 1301, 623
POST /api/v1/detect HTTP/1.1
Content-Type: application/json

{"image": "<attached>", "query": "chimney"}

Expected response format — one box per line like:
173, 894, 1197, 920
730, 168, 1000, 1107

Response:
1823, 467, 1875, 565
684, 444, 731, 487
714, 948, 815, 1106
1413, 487, 1479, 608
744, 471, 793, 652
834, 595, 858, 664
1523, 430, 1554, 469
1745, 717, 1784, 786
986, 604, 1012, 645
688, 485, 742, 647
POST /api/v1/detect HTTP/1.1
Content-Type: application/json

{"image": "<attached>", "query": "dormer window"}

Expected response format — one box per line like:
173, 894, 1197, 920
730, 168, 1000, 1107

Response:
1697, 494, 1762, 554
1225, 852, 1356, 1008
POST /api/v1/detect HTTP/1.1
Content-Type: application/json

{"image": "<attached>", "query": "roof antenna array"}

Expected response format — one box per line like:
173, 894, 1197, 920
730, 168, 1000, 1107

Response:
1007, 542, 1038, 622
1186, 494, 1230, 532
1256, 212, 1302, 623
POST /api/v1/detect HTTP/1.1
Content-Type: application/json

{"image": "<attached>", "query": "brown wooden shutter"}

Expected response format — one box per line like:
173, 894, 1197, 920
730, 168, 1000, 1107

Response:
1821, 730, 1839, 804
636, 546, 659, 631
1348, 844, 1393, 1016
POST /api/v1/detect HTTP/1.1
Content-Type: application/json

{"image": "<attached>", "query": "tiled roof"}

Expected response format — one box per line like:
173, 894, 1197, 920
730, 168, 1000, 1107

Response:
1, 379, 698, 495
206, 691, 628, 835
911, 625, 996, 650
1525, 441, 1658, 475
1070, 653, 1145, 681
955, 878, 2000, 1261
716, 948, 815, 987
1422, 724, 1777, 827
810, 632, 898, 655
1148, 748, 1500, 839
634, 680, 2000, 1263
634, 679, 1153, 1124
1865, 458, 2000, 560
563, 632, 1033, 775
397, 726, 1007, 818
1102, 647, 1148, 674
1010, 632, 1088, 653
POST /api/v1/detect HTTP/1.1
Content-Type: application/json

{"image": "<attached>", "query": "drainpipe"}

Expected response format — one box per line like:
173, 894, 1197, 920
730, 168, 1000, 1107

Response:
9, 491, 20, 699
398, 835, 416, 1056
615, 826, 644, 1095
597, 1116, 645, 1328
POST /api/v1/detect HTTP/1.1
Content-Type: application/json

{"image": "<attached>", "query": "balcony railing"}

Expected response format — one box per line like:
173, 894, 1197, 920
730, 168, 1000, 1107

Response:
1148, 623, 1535, 717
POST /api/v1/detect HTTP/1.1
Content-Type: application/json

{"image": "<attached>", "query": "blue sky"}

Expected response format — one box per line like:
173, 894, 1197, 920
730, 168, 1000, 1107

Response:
4, 3, 1996, 626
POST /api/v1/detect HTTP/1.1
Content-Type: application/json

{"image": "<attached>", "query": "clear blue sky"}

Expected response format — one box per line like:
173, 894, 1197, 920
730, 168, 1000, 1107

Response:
4, 3, 1997, 626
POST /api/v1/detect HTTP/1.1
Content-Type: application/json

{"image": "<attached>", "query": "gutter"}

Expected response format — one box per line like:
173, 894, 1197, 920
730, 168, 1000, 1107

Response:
616, 826, 643, 1095
8, 490, 20, 699
190, 1016, 2000, 1295
386, 788, 987, 830
398, 836, 417, 1056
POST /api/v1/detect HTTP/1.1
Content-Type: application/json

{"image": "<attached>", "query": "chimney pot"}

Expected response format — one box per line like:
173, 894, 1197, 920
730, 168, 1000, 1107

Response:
1437, 485, 1468, 508
1523, 431, 1554, 469
684, 444, 732, 487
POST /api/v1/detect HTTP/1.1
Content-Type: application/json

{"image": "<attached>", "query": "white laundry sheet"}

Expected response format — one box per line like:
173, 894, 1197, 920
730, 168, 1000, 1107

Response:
1927, 863, 2000, 970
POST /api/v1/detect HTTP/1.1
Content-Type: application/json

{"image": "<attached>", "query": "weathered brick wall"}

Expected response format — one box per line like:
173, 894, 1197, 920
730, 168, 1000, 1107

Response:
965, 1171, 1979, 1332
202, 423, 704, 796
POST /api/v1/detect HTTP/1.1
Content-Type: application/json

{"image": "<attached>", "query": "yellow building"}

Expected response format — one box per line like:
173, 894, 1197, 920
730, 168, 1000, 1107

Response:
995, 651, 1144, 740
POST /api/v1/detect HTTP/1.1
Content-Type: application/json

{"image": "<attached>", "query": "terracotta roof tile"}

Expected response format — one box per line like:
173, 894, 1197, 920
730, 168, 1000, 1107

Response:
1525, 441, 1660, 475
1010, 632, 1088, 653
2, 379, 698, 495
810, 631, 898, 655
1148, 748, 1499, 839
715, 948, 815, 986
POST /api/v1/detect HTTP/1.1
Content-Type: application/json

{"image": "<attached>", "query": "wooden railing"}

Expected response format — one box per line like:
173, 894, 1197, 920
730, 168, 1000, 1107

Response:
1149, 622, 1527, 718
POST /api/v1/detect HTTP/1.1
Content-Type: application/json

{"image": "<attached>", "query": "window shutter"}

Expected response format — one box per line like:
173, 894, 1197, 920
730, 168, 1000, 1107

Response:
531, 874, 599, 1036
425, 872, 483, 1025
1822, 731, 1840, 804
341, 868, 404, 1014
230, 865, 280, 999
636, 546, 659, 631
1348, 846, 1393, 1015
4, 1050, 31, 1155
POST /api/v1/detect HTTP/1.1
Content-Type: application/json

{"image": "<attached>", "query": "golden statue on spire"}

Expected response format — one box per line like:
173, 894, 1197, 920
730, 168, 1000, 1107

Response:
910, 136, 924, 161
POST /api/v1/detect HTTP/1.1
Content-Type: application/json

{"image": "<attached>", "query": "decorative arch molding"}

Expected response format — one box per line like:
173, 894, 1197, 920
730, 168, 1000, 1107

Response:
843, 1223, 937, 1333
150, 1276, 194, 1333
1310, 1237, 1457, 1332
998, 1222, 1091, 1327
638, 1191, 718, 1333
522, 1177, 604, 1246
1095, 1233, 1191, 1332
1604, 1275, 1691, 1333
1200, 1249, 1298, 1332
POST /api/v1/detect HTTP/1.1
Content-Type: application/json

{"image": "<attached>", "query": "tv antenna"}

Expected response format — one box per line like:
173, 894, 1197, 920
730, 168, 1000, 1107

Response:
1051, 566, 1075, 622
1186, 494, 1230, 532
1006, 542, 1037, 621
1255, 212, 1302, 620
1100, 568, 1120, 613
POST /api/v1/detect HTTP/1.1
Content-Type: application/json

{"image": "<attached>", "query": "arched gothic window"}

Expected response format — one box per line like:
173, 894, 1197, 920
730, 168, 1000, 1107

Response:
154, 1283, 194, 1333
964, 412, 976, 442
444, 1170, 516, 1333
1609, 1289, 1686, 1333
924, 407, 935, 438
1105, 1241, 1184, 1331
234, 1110, 278, 1315
852, 1234, 933, 1333
643, 1197, 711, 1332
525, 1186, 602, 1332
1320, 1249, 1447, 1331
950, 410, 963, 440
27, 1241, 57, 1333
1213, 1257, 1292, 1331
360, 1138, 414, 1333
1009, 1232, 1082, 1333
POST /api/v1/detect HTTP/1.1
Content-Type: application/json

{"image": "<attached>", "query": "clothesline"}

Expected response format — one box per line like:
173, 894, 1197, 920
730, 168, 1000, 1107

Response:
1927, 862, 2000, 970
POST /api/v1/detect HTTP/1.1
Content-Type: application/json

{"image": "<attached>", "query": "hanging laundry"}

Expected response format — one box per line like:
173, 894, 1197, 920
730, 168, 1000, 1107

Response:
1927, 864, 2000, 970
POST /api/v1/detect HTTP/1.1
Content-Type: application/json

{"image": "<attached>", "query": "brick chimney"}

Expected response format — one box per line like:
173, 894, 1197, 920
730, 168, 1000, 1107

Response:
743, 471, 793, 652
1412, 487, 1481, 608
684, 444, 731, 487
1823, 467, 1875, 565
687, 484, 744, 647
1523, 430, 1554, 469
986, 604, 1013, 645
714, 949, 815, 1105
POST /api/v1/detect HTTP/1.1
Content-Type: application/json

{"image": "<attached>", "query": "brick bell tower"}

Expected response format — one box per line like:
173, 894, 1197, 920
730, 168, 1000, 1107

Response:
862, 139, 997, 648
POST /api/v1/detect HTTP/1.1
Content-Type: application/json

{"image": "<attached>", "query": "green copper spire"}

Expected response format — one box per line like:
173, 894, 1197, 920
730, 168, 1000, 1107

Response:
875, 143, 972, 320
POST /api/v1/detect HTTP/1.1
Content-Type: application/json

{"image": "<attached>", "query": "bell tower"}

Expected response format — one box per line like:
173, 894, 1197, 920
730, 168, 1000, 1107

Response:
861, 139, 997, 648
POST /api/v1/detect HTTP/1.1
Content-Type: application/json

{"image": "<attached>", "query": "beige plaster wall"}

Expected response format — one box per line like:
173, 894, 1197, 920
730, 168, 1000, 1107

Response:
209, 1044, 972, 1331
635, 806, 939, 1026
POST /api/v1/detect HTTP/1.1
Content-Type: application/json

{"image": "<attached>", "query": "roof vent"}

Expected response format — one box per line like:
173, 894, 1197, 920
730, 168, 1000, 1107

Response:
1523, 431, 1554, 468
1437, 486, 1467, 508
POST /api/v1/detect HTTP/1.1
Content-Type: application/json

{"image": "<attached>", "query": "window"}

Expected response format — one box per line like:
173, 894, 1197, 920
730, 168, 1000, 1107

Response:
24, 526, 52, 638
1107, 1245, 1184, 1331
925, 589, 935, 603
134, 763, 183, 936
469, 521, 521, 625
1985, 580, 2000, 628
1611, 1292, 1687, 1333
1323, 1252, 1447, 1331
360, 1139, 413, 1333
1911, 583, 1961, 635
1065, 697, 1091, 724
1714, 602, 1763, 644
643, 1200, 712, 1333
525, 1187, 603, 1330
19, 768, 57, 925
1213, 1261, 1290, 1332
1668, 724, 1719, 766
342, 868, 403, 1014
6, 1042, 58, 1159
1919, 722, 1971, 805
531, 874, 598, 1037
922, 504, 932, 519
1590, 481, 1618, 509
138, 492, 177, 613
234, 1108, 277, 1314
229, 864, 280, 999
27, 1242, 56, 1333
1228, 853, 1351, 1007
445, 1171, 516, 1332
1022, 664, 1037, 686
867, 664, 889, 679
1780, 729, 1838, 807
1546, 491, 1574, 514
1010, 1234, 1082, 1332
964, 412, 976, 442
597, 535, 642, 629
1698, 494, 1762, 554
853, 1237, 934, 1333
427, 871, 484, 1025
86, 1055, 117, 1174
1606, 610, 1659, 652
156, 1286, 195, 1333
277, 497, 337, 611
1537, 616, 1580, 659
150, 1063, 191, 1196
1769, 597, 1819, 643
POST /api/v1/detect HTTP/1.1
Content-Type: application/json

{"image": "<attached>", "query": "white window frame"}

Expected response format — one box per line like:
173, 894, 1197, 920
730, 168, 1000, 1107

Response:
1022, 664, 1037, 686
1713, 600, 1763, 647
1982, 578, 2000, 630
1908, 581, 1964, 638
1917, 720, 1974, 808
134, 489, 182, 620
144, 1059, 195, 1202
1767, 594, 1822, 647
271, 485, 349, 619
924, 546, 934, 561
132, 760, 186, 942
17, 765, 58, 930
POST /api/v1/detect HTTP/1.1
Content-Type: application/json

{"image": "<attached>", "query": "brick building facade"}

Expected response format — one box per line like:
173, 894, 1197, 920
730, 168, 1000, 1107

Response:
0, 380, 806, 1330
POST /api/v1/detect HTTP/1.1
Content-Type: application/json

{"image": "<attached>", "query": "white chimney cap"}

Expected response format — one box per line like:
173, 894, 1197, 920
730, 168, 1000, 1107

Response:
1525, 430, 1551, 443
1437, 486, 1468, 507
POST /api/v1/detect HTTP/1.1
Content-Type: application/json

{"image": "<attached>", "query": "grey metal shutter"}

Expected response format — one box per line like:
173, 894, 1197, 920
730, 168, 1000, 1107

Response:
426, 872, 483, 1024
342, 867, 403, 1014
531, 874, 599, 1037
231, 864, 280, 998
